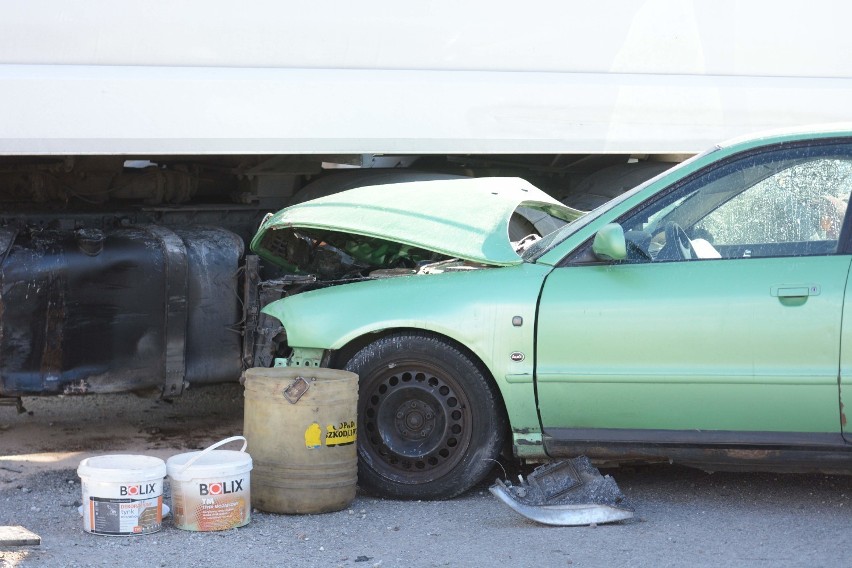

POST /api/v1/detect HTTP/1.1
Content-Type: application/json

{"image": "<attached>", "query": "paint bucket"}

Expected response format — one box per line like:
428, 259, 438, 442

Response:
243, 367, 358, 514
77, 454, 167, 536
166, 436, 253, 531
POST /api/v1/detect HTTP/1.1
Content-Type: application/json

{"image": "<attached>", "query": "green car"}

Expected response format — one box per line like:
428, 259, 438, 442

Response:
251, 128, 852, 500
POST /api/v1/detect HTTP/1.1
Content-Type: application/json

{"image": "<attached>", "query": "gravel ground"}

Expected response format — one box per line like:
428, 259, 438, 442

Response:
2, 385, 852, 567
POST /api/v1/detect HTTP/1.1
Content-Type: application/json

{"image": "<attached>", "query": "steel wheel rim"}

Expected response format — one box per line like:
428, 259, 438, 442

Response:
360, 360, 472, 484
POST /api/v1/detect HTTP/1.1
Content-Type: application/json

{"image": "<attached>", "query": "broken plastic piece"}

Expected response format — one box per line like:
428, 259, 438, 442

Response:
489, 456, 634, 526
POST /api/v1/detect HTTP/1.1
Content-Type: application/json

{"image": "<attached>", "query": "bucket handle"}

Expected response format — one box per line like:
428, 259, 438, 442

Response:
179, 435, 248, 474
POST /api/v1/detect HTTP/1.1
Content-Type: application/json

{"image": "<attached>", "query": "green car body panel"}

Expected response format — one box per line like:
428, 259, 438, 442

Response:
536, 256, 847, 435
261, 262, 551, 452
257, 127, 852, 471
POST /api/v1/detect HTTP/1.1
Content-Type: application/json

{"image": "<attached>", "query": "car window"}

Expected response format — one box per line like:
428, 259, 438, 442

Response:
617, 143, 852, 262
699, 159, 850, 245
523, 149, 714, 262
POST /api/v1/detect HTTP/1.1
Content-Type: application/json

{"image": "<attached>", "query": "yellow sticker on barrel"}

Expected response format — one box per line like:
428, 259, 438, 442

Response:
325, 421, 357, 446
304, 422, 322, 449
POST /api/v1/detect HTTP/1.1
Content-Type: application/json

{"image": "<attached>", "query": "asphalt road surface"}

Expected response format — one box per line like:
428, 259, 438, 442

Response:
1, 384, 850, 567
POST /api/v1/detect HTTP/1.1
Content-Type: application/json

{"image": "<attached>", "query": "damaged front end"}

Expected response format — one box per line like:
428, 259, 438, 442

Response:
246, 178, 581, 366
245, 226, 489, 367
253, 225, 462, 281
250, 177, 581, 273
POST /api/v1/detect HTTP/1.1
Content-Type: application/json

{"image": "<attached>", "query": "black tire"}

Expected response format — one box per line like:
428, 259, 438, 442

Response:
344, 332, 507, 500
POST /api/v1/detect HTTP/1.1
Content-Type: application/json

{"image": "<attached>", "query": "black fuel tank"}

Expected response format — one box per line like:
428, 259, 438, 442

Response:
0, 225, 244, 396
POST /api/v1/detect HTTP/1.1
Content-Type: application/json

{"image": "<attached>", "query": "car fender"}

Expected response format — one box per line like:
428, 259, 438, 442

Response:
261, 263, 552, 445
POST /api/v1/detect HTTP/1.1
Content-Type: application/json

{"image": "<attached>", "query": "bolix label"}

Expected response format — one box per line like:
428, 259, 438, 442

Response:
199, 479, 245, 495
120, 483, 157, 496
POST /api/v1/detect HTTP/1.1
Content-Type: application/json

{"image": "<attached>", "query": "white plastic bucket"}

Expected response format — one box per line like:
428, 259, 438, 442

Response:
166, 436, 253, 531
77, 454, 167, 536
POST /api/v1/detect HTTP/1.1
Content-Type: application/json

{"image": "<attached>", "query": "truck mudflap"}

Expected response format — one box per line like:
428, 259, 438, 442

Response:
489, 457, 634, 526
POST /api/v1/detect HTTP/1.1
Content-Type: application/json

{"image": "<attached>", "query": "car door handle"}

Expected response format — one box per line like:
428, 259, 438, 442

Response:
770, 284, 821, 298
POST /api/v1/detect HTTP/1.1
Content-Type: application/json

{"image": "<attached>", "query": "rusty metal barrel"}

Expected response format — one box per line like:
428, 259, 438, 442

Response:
243, 367, 358, 514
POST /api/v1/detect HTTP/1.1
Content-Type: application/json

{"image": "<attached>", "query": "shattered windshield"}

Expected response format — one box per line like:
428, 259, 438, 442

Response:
520, 209, 599, 261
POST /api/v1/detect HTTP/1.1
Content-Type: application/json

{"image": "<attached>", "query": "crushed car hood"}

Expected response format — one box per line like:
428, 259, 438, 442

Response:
251, 177, 582, 271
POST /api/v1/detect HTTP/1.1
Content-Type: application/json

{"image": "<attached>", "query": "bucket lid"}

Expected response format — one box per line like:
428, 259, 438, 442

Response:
78, 454, 167, 482
166, 436, 252, 481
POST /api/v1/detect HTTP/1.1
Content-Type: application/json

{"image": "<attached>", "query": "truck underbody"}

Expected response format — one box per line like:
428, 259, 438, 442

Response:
0, 151, 665, 399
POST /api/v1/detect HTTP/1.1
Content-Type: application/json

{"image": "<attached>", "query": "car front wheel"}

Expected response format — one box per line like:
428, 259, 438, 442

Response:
344, 332, 506, 500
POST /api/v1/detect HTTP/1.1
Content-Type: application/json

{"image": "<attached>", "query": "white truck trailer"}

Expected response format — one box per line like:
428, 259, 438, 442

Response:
2, 0, 851, 399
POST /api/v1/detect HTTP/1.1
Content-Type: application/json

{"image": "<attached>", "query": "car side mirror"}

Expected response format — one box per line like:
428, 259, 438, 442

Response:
592, 223, 627, 261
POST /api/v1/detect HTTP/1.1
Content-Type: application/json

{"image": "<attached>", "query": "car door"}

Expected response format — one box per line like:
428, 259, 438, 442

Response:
840, 262, 852, 444
536, 141, 852, 452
